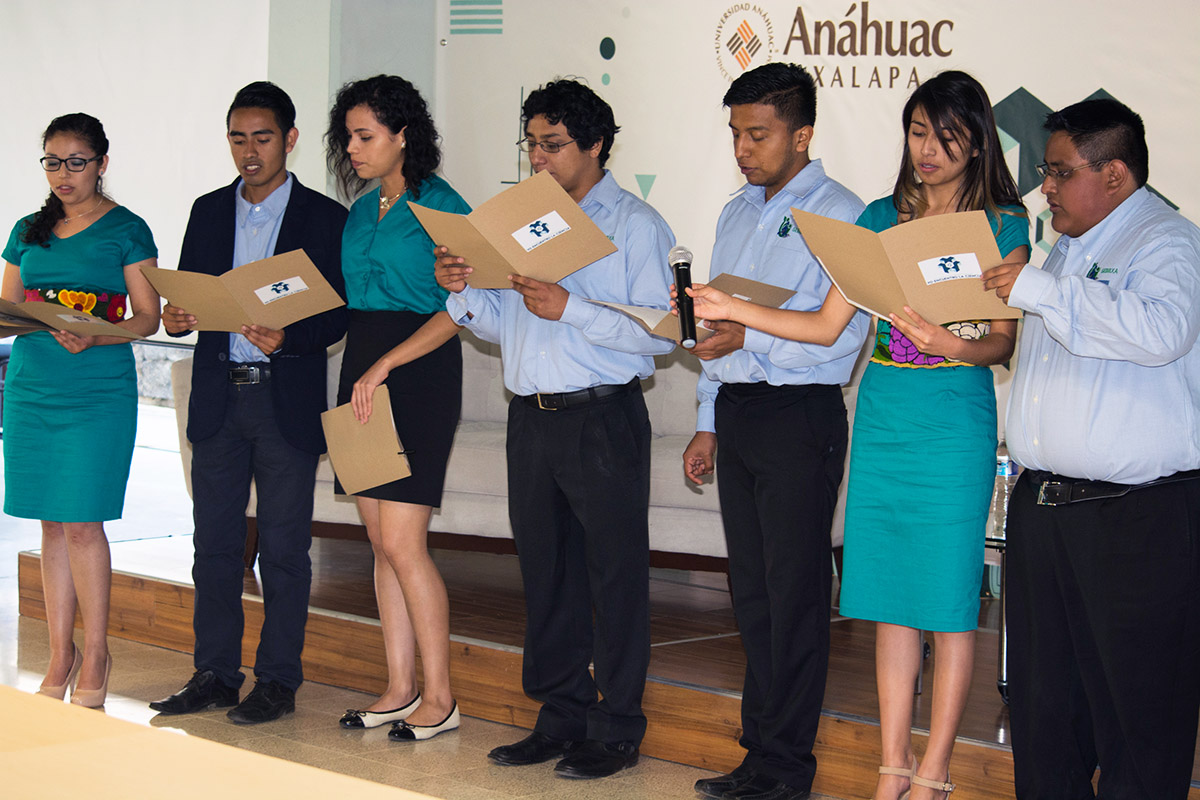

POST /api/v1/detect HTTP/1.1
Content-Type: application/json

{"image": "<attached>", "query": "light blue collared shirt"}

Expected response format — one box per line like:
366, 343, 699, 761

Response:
1006, 187, 1200, 484
695, 159, 869, 432
446, 170, 675, 395
229, 173, 293, 363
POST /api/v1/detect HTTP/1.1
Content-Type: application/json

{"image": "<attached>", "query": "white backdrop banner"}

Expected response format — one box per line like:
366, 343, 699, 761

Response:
433, 0, 1199, 278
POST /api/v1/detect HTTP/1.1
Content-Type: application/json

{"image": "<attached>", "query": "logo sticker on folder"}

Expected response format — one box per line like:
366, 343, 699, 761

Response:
511, 210, 571, 252
916, 252, 982, 286
254, 276, 310, 305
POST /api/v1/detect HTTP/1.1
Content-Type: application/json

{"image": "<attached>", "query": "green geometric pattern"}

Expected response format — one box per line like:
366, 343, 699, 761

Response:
998, 128, 1017, 155
635, 174, 656, 200
995, 86, 1179, 255
450, 0, 502, 35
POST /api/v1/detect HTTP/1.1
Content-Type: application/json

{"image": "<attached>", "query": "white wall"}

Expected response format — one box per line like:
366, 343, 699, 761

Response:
268, 0, 336, 192
0, 0, 272, 275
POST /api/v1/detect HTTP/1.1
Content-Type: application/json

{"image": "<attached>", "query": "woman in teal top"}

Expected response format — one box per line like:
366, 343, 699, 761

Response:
324, 75, 468, 741
2, 113, 160, 708
683, 72, 1028, 799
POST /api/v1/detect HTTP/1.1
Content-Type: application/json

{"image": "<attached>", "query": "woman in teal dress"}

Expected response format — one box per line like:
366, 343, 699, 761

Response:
2, 114, 160, 708
683, 72, 1028, 799
324, 76, 468, 741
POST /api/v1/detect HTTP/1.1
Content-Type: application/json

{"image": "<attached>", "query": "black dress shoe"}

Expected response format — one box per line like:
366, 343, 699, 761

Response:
722, 773, 810, 800
226, 680, 295, 725
695, 765, 755, 798
554, 739, 639, 779
488, 731, 580, 765
149, 670, 240, 715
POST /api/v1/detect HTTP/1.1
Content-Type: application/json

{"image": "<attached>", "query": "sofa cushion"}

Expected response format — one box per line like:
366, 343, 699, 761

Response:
442, 421, 509, 497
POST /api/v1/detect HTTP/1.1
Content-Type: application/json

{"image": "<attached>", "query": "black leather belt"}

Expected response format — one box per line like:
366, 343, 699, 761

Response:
1028, 468, 1200, 506
522, 379, 637, 411
228, 364, 271, 384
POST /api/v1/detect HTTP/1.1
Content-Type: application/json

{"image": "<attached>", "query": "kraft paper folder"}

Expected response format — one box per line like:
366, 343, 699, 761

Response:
321, 385, 411, 495
589, 273, 797, 346
790, 209, 1020, 325
0, 297, 141, 339
408, 170, 618, 289
141, 249, 345, 332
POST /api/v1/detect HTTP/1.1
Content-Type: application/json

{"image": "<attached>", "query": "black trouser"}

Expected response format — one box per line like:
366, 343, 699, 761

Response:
715, 382, 847, 791
505, 384, 651, 745
191, 380, 317, 691
1007, 470, 1200, 799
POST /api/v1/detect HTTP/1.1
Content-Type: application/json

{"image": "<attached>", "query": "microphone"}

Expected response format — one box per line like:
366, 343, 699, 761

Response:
670, 246, 697, 349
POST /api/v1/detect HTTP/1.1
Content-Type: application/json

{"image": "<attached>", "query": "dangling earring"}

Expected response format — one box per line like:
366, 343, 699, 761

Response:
913, 168, 923, 185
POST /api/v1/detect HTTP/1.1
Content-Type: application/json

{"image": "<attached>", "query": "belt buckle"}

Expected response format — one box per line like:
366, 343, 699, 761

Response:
1036, 480, 1069, 506
536, 393, 559, 411
230, 365, 263, 384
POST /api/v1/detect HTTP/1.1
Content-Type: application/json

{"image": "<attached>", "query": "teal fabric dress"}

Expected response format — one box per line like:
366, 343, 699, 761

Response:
2, 207, 157, 522
839, 198, 1028, 632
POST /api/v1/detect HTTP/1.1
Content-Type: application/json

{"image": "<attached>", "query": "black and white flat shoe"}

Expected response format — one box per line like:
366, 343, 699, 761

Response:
388, 702, 460, 741
339, 693, 421, 729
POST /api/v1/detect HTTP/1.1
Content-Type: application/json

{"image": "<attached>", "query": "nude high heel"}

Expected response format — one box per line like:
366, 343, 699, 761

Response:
37, 645, 82, 701
875, 756, 917, 800
910, 772, 955, 799
70, 653, 112, 708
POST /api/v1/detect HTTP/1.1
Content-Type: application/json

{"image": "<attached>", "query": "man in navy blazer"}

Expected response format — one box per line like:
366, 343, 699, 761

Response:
150, 82, 348, 724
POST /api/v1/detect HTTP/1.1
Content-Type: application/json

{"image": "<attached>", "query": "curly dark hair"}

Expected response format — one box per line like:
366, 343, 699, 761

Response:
22, 113, 109, 247
522, 79, 619, 168
325, 75, 441, 201
723, 62, 817, 131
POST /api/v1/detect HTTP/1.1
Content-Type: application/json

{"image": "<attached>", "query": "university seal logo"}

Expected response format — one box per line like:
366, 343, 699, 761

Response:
715, 5, 774, 81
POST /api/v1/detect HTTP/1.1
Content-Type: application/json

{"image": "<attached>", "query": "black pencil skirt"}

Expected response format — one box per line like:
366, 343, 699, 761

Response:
335, 309, 462, 506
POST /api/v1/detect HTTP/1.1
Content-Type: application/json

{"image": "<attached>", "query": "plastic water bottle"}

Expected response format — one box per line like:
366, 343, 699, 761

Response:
990, 442, 1019, 539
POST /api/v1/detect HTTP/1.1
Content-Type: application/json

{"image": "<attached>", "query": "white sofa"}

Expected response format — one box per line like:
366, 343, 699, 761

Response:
171, 334, 865, 561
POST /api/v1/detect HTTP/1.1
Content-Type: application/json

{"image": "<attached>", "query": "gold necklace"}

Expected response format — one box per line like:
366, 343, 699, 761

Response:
379, 189, 405, 210
63, 196, 104, 223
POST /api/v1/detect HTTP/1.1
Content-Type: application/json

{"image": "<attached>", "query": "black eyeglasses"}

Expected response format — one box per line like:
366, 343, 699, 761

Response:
1035, 160, 1111, 182
40, 155, 103, 172
516, 138, 577, 154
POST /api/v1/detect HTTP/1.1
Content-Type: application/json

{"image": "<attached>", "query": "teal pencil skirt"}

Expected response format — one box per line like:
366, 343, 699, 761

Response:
839, 362, 996, 632
2, 332, 137, 522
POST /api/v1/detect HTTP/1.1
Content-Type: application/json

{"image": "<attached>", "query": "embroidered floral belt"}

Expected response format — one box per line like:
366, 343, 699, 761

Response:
24, 287, 128, 323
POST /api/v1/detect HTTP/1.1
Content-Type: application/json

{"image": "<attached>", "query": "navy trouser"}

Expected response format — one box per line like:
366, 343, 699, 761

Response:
191, 379, 317, 691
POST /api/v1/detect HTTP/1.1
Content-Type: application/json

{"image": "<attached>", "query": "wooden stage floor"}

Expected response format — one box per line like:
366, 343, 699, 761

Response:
17, 534, 1200, 799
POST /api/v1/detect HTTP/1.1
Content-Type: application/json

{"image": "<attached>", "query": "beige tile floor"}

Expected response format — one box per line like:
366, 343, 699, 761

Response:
0, 405, 843, 800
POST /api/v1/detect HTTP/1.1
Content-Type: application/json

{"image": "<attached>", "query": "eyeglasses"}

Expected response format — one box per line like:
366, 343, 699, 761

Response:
1035, 160, 1111, 182
40, 155, 103, 172
516, 138, 577, 154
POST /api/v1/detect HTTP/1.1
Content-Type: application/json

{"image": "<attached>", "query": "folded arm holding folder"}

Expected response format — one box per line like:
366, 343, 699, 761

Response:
681, 209, 1027, 363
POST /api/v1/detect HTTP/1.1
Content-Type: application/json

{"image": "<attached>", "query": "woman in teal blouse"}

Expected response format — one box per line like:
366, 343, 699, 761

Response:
325, 75, 468, 741
683, 72, 1029, 799
2, 113, 160, 707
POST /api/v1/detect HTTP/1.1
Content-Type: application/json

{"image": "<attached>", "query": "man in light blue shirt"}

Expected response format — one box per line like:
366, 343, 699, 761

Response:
684, 63, 867, 800
984, 98, 1200, 800
228, 170, 292, 362
437, 79, 674, 780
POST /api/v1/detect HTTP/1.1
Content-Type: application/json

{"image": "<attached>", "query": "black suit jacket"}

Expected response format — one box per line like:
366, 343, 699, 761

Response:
175, 176, 349, 454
